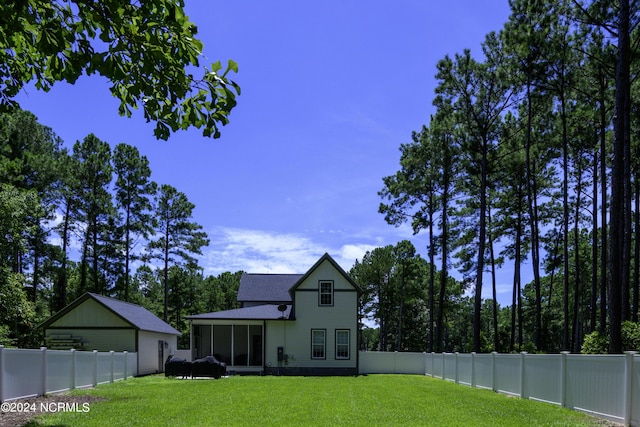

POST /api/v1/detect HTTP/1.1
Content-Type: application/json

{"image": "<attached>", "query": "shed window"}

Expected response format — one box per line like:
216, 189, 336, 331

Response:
311, 329, 326, 359
335, 329, 350, 359
319, 281, 333, 306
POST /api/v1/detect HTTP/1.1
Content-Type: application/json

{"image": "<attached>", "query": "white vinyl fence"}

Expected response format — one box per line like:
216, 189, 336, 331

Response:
0, 346, 137, 402
359, 351, 639, 426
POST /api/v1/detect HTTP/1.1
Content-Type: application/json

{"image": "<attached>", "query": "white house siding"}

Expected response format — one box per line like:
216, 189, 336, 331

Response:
138, 331, 178, 375
266, 259, 358, 374
45, 328, 136, 352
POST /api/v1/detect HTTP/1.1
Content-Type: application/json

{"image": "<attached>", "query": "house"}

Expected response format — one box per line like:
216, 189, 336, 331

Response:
41, 292, 180, 375
186, 253, 362, 375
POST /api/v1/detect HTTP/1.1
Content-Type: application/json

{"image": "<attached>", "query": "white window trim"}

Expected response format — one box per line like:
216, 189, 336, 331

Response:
335, 329, 350, 360
318, 280, 334, 306
311, 329, 326, 359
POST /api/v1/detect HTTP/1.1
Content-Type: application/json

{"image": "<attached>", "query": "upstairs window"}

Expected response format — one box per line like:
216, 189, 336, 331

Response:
319, 281, 333, 306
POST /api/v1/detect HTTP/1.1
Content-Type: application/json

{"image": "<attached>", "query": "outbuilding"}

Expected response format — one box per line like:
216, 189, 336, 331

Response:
41, 292, 180, 375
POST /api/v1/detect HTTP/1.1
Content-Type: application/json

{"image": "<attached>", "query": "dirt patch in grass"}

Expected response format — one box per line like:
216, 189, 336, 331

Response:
0, 393, 105, 427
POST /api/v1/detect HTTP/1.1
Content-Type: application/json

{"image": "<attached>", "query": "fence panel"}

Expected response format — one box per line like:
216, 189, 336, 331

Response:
126, 352, 137, 378
473, 354, 493, 390
524, 353, 561, 404
394, 352, 425, 374
358, 351, 396, 374
456, 353, 473, 386
96, 352, 113, 384
0, 347, 137, 402
431, 353, 443, 378
1, 349, 44, 400
565, 355, 625, 423
443, 353, 457, 381
46, 350, 74, 394
495, 354, 520, 396
74, 351, 96, 389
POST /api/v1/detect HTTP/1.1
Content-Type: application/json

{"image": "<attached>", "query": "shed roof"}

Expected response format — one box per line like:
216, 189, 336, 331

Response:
41, 292, 180, 336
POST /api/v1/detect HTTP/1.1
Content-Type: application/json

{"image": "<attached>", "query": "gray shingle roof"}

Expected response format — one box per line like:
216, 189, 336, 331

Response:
41, 293, 180, 335
237, 273, 302, 303
186, 304, 292, 320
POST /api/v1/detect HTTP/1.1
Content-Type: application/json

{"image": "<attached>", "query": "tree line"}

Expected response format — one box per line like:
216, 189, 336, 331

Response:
0, 108, 240, 348
378, 0, 640, 354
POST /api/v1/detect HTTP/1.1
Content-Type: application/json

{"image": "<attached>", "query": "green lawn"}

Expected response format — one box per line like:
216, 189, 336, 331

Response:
28, 374, 605, 426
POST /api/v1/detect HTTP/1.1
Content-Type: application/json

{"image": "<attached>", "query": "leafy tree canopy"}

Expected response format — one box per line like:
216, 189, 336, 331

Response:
0, 0, 239, 140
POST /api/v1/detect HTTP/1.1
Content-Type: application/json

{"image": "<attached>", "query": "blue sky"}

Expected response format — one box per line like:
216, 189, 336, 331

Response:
15, 1, 515, 304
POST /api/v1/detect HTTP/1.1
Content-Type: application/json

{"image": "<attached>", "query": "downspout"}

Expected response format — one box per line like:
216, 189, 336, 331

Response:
189, 320, 193, 361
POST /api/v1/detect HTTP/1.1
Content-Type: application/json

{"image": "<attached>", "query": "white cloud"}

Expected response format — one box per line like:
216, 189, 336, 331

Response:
203, 227, 327, 275
338, 244, 377, 265
201, 227, 382, 276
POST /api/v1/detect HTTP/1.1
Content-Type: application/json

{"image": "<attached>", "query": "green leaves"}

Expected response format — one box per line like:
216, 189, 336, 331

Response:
0, 0, 240, 140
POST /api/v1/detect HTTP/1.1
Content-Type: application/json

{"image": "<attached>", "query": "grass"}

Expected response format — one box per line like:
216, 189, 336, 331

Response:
28, 374, 605, 426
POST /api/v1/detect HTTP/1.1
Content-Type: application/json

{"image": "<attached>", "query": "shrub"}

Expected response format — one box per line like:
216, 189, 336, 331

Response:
581, 321, 640, 353
622, 321, 640, 351
581, 331, 608, 354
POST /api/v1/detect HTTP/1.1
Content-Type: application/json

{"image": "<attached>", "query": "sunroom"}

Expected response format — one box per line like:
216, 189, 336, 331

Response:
186, 304, 291, 374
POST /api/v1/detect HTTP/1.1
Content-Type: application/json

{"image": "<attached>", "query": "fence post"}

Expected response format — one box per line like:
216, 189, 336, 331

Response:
624, 351, 638, 426
441, 353, 446, 380
70, 349, 76, 391
560, 351, 569, 408
454, 352, 459, 384
110, 351, 115, 383
471, 352, 476, 388
394, 351, 398, 374
0, 345, 4, 402
520, 352, 527, 399
40, 347, 48, 396
93, 350, 98, 387
124, 351, 128, 380
491, 352, 497, 392
431, 352, 435, 378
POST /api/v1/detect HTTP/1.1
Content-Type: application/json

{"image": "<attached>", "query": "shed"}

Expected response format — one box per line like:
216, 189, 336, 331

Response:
41, 292, 180, 375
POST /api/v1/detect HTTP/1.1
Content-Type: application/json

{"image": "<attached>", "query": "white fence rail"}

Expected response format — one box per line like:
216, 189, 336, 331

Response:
359, 351, 639, 426
0, 346, 137, 402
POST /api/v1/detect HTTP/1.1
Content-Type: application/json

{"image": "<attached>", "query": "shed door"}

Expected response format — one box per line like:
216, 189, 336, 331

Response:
158, 340, 164, 373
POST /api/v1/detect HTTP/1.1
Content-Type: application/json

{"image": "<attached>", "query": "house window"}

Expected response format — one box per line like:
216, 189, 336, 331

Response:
335, 329, 350, 359
311, 329, 326, 359
318, 281, 333, 306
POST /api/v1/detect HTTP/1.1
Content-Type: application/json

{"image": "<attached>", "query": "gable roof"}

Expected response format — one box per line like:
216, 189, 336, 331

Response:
290, 253, 363, 295
237, 273, 302, 303
186, 304, 292, 320
41, 292, 180, 336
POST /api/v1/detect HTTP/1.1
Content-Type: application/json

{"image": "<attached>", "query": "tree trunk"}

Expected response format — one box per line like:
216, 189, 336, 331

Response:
591, 149, 598, 333
609, 0, 630, 354
436, 153, 450, 353
524, 82, 543, 350
428, 194, 435, 352
488, 208, 499, 352
634, 181, 640, 322
572, 163, 583, 353
473, 137, 488, 353
599, 80, 608, 335
561, 91, 570, 352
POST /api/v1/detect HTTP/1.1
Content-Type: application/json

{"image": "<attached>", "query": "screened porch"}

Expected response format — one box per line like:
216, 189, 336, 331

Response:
191, 322, 263, 373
